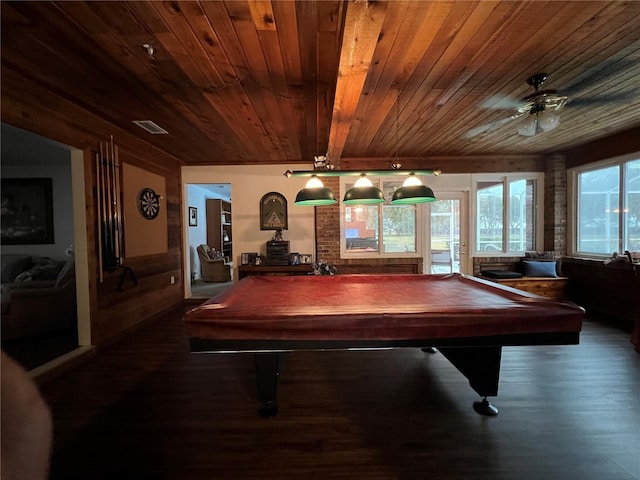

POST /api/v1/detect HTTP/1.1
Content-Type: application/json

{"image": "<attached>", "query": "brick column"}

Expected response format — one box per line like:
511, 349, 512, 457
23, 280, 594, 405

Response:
544, 154, 567, 256
314, 177, 341, 264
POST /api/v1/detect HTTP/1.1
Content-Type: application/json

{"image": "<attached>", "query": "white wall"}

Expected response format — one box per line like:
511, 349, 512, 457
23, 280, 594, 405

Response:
182, 164, 315, 283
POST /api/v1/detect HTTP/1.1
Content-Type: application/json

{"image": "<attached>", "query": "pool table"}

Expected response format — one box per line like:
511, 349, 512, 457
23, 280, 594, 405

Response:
184, 273, 584, 416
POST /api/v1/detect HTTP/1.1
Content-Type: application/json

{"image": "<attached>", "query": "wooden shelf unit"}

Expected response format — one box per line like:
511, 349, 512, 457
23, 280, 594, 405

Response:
206, 199, 232, 260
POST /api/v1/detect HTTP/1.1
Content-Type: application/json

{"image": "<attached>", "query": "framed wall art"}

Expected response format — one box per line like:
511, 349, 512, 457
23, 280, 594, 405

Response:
1, 178, 54, 245
260, 192, 288, 230
189, 206, 198, 226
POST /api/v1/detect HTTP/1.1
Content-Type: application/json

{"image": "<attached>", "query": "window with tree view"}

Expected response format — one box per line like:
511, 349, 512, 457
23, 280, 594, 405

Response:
343, 178, 417, 255
475, 176, 537, 254
575, 158, 640, 255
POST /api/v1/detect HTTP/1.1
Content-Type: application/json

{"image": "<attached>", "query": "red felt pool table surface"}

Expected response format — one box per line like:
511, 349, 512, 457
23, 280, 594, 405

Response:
184, 273, 584, 344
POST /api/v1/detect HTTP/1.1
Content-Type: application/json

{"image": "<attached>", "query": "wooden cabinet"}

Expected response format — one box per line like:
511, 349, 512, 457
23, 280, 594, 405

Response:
206, 199, 232, 260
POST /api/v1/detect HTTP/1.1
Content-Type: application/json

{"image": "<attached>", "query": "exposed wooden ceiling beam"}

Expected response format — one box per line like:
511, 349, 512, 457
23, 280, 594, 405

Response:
326, 0, 388, 164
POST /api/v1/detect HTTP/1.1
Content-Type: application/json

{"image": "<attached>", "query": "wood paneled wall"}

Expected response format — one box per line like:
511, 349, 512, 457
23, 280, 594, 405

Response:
90, 147, 184, 344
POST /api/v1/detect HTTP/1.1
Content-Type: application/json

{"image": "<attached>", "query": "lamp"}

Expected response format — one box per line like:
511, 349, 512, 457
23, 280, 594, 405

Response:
391, 173, 436, 204
294, 175, 337, 206
343, 174, 384, 205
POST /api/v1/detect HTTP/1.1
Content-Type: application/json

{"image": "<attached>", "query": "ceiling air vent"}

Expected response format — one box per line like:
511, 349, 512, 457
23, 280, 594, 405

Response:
132, 120, 168, 135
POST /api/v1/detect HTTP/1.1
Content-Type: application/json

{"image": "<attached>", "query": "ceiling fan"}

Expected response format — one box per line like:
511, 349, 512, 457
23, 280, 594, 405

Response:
464, 66, 637, 139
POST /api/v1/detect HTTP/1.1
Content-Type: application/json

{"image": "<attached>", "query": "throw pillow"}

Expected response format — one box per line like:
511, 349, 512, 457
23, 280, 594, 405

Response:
523, 260, 558, 277
481, 270, 523, 279
0, 254, 32, 283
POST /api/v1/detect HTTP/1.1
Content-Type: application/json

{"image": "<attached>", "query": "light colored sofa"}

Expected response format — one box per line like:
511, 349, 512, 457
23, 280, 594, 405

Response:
1, 254, 76, 341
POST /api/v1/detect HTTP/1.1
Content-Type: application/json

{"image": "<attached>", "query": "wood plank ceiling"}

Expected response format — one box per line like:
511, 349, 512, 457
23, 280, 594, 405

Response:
2, 1, 640, 169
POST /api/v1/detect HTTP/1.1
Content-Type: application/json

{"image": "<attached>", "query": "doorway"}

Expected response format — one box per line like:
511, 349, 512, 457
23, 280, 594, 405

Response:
428, 193, 468, 274
185, 183, 232, 299
0, 124, 91, 371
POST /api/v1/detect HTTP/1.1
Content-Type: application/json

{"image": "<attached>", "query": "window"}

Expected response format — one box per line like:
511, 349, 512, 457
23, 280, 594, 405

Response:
473, 174, 541, 254
341, 178, 419, 257
572, 156, 640, 255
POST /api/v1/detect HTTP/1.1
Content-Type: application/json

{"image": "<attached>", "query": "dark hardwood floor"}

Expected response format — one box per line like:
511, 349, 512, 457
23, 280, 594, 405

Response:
40, 306, 639, 480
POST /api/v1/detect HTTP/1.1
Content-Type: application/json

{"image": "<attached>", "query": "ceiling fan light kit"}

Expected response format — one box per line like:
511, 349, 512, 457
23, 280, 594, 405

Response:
517, 110, 560, 137
515, 73, 566, 136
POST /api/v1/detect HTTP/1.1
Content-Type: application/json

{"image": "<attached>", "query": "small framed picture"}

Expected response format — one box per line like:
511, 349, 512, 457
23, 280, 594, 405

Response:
241, 252, 250, 265
290, 253, 300, 265
300, 254, 312, 265
248, 252, 258, 265
188, 206, 197, 227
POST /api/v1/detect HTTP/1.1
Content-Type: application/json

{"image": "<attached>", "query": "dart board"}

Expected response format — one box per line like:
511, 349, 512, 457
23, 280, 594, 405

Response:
137, 187, 160, 220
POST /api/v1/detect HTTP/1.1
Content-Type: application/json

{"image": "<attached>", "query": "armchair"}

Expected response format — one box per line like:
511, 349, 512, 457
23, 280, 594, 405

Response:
197, 245, 231, 282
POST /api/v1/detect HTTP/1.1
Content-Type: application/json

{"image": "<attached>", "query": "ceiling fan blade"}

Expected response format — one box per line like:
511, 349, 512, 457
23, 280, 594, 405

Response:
479, 95, 522, 110
567, 89, 640, 107
464, 114, 523, 139
563, 58, 637, 96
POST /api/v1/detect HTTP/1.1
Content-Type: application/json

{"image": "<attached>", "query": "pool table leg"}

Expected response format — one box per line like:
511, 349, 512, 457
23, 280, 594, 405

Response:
254, 352, 287, 417
436, 346, 502, 416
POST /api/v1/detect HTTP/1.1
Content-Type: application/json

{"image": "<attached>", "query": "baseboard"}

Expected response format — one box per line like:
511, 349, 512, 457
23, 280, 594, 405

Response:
31, 345, 96, 386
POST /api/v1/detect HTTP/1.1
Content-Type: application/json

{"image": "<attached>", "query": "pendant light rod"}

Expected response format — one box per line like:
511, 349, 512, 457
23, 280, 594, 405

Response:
285, 169, 441, 178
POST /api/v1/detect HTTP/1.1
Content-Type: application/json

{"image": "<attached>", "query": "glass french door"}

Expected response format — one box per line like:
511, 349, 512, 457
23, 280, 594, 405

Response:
428, 193, 468, 274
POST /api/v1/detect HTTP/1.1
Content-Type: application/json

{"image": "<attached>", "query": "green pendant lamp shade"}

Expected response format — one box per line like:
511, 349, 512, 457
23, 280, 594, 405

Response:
342, 175, 384, 205
391, 173, 436, 204
294, 175, 337, 206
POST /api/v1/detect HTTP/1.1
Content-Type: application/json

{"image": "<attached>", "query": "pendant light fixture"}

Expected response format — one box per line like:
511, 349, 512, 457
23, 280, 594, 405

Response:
391, 173, 436, 204
294, 175, 337, 206
342, 174, 384, 205
289, 167, 440, 206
